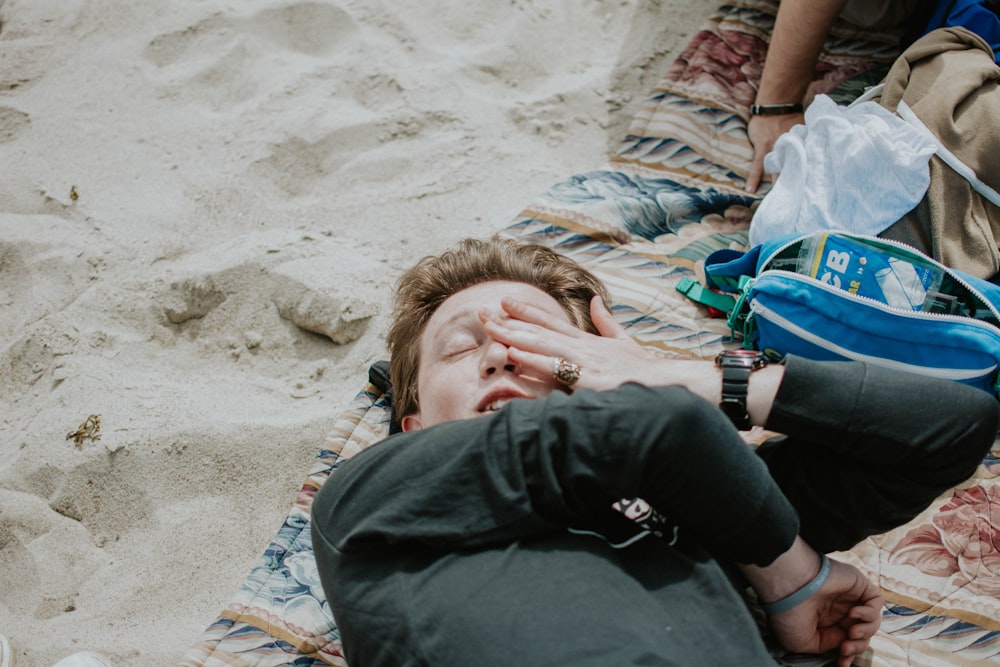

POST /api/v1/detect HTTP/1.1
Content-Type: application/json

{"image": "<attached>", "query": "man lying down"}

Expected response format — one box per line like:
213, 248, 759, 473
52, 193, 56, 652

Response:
311, 236, 998, 666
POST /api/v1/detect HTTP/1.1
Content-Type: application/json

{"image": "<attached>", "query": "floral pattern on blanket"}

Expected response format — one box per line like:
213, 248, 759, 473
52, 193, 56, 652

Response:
891, 485, 1000, 597
182, 1, 1000, 665
836, 452, 1000, 664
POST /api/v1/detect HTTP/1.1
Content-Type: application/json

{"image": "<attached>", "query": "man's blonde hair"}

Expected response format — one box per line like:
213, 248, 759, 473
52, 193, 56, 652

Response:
387, 236, 611, 419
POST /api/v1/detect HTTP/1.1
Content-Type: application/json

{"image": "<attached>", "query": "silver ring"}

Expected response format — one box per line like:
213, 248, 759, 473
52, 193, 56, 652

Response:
553, 357, 581, 386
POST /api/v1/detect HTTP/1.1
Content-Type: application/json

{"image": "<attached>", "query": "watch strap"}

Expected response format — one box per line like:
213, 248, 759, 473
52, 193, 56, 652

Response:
715, 351, 768, 430
719, 364, 753, 430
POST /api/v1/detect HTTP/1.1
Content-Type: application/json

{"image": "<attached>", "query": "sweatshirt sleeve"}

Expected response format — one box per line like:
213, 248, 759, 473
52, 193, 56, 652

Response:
312, 382, 800, 567
759, 355, 998, 551
768, 355, 998, 468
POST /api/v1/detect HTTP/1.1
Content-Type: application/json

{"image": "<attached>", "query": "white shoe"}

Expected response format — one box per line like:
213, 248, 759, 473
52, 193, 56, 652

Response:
50, 652, 111, 667
1, 634, 11, 667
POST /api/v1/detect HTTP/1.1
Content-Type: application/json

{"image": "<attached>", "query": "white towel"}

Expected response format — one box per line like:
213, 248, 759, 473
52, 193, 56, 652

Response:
749, 94, 938, 247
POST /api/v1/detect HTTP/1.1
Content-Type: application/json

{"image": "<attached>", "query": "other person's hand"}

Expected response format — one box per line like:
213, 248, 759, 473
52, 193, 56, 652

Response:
745, 112, 804, 193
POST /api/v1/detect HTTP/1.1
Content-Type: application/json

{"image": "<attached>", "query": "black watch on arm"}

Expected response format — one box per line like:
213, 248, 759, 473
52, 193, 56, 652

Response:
714, 349, 769, 430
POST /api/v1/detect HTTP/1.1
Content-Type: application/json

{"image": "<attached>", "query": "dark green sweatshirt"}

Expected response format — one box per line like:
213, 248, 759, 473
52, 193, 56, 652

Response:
312, 357, 997, 666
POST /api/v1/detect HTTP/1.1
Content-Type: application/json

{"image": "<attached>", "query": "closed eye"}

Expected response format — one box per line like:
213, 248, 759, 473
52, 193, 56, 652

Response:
445, 344, 478, 359
442, 333, 480, 359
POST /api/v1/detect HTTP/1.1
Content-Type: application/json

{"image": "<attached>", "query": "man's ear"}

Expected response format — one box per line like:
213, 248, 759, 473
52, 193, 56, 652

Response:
401, 413, 423, 432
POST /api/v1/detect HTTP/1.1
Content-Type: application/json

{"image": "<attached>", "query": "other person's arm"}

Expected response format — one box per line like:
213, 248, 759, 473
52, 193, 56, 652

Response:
746, 0, 848, 192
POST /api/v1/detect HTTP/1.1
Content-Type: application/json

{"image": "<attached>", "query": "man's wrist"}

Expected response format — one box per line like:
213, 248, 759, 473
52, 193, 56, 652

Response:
739, 536, 824, 606
760, 554, 831, 615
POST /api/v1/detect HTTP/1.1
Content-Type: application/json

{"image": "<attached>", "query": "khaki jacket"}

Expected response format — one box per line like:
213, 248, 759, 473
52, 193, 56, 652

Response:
877, 27, 1000, 279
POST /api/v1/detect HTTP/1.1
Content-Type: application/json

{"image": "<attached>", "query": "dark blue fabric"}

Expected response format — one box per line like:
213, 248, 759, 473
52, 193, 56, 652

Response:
923, 0, 1000, 63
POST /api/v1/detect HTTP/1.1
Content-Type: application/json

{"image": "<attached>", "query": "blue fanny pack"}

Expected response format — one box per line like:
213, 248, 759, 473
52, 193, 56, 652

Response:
687, 231, 1000, 396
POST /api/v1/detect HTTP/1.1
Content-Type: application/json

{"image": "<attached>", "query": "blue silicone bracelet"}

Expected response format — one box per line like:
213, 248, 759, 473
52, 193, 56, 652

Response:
761, 554, 831, 616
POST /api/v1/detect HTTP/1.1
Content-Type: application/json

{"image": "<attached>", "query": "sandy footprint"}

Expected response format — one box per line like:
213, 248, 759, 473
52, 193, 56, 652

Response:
153, 230, 386, 366
245, 103, 463, 197
145, 2, 356, 66
0, 105, 29, 142
0, 0, 85, 92
143, 2, 360, 108
0, 488, 107, 620
0, 216, 100, 345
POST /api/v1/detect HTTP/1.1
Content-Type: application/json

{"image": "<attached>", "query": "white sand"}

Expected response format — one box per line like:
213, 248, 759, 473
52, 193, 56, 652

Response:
0, 1, 710, 664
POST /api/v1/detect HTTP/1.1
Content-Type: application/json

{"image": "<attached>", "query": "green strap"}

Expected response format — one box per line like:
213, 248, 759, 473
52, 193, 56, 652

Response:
675, 276, 737, 313
676, 275, 758, 349
707, 273, 744, 292
727, 276, 757, 349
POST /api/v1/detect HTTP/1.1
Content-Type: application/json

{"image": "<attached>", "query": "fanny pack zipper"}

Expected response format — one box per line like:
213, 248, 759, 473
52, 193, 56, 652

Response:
757, 233, 1000, 325
750, 297, 998, 381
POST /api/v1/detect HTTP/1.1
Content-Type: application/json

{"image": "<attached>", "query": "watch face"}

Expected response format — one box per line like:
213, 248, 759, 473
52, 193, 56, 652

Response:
715, 349, 768, 369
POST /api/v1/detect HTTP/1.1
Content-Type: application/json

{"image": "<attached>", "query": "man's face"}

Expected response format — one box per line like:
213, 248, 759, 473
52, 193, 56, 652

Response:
401, 280, 572, 431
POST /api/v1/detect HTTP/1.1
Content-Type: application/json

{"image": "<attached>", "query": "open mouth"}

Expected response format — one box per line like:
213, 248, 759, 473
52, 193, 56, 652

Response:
477, 389, 529, 413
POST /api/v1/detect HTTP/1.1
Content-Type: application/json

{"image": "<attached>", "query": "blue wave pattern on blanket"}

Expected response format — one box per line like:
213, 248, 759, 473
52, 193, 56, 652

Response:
542, 170, 757, 240
182, 1, 1000, 664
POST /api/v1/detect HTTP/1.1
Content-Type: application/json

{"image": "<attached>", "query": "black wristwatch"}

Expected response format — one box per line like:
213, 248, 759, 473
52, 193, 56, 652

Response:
715, 349, 769, 430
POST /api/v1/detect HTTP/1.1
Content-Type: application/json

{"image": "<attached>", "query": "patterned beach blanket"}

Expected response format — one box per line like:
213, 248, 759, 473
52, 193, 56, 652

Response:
181, 1, 1000, 665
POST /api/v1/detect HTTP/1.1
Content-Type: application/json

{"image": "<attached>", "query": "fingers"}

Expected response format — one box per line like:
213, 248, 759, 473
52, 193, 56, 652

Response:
484, 295, 657, 392
480, 304, 574, 359
505, 347, 567, 387
837, 652, 856, 667
481, 298, 583, 358
480, 304, 580, 387
498, 297, 582, 337
483, 296, 628, 355
834, 572, 883, 666
838, 592, 882, 659
746, 153, 765, 193
745, 113, 803, 193
839, 614, 879, 661
745, 115, 768, 193
838, 629, 876, 667
590, 296, 629, 339
848, 604, 881, 630
849, 588, 883, 624
838, 639, 871, 666
846, 573, 883, 624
